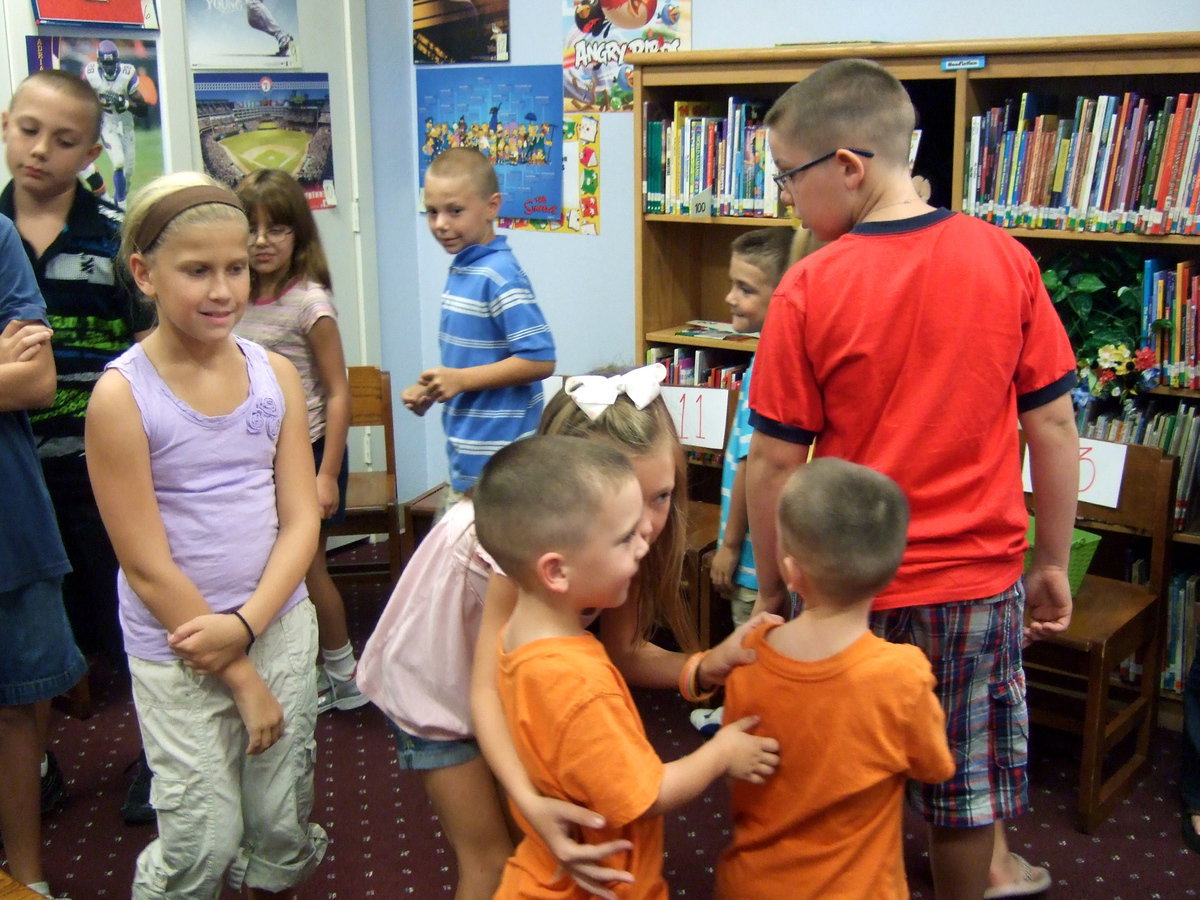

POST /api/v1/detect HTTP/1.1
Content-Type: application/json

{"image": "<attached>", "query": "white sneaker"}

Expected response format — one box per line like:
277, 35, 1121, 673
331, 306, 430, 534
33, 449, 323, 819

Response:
690, 706, 723, 737
26, 882, 71, 900
316, 668, 368, 714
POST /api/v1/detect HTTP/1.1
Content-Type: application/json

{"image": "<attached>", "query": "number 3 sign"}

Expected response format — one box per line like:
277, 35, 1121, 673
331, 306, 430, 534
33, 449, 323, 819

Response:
1022, 437, 1126, 508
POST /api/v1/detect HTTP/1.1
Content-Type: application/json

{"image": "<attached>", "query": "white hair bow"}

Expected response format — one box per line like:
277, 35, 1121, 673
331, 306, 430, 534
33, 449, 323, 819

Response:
565, 363, 668, 421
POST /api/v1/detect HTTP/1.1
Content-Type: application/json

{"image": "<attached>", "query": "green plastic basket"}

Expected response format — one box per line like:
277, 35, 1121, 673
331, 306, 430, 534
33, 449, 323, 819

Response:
1023, 519, 1101, 596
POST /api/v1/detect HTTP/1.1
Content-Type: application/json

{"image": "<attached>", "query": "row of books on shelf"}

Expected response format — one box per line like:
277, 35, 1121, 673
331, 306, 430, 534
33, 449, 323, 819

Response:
647, 344, 747, 388
1143, 257, 1200, 388
1079, 401, 1200, 531
963, 91, 1200, 234
1160, 573, 1199, 694
1118, 553, 1197, 695
642, 98, 785, 218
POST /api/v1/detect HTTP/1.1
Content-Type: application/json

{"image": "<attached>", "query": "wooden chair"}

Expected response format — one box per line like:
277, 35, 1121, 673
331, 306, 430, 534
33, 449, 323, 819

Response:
1023, 439, 1177, 833
326, 367, 403, 588
399, 482, 449, 564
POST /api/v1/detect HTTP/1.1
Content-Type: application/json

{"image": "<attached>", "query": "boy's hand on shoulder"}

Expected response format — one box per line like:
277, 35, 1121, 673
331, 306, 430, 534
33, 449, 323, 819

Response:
700, 611, 785, 686
712, 715, 779, 784
169, 613, 252, 674
418, 366, 467, 402
401, 382, 435, 416
0, 320, 53, 364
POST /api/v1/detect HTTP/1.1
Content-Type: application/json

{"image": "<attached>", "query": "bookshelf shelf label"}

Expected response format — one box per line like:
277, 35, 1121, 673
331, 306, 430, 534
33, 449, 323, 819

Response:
1022, 438, 1127, 508
662, 385, 729, 450
941, 55, 986, 71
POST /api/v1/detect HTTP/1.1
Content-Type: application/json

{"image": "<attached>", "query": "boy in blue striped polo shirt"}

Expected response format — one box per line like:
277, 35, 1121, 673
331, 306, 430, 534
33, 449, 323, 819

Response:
403, 148, 556, 506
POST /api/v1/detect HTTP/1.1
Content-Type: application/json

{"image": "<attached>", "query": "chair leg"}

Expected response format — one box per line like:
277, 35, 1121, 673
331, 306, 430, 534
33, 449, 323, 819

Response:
1076, 650, 1108, 833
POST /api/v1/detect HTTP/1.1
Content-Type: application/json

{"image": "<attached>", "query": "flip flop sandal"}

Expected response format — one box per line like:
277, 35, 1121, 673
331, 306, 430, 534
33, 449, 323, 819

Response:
981, 852, 1051, 899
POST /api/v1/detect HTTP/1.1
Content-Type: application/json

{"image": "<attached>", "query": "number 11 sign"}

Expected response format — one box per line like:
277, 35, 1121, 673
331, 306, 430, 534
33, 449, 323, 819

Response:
660, 385, 731, 451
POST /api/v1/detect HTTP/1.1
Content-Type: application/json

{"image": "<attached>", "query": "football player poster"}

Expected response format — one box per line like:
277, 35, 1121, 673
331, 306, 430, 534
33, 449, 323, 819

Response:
25, 35, 164, 209
562, 0, 691, 113
186, 0, 300, 70
194, 72, 337, 211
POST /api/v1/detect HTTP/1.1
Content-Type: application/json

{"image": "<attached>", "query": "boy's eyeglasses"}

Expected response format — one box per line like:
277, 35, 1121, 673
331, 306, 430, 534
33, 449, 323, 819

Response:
248, 225, 294, 244
772, 148, 875, 192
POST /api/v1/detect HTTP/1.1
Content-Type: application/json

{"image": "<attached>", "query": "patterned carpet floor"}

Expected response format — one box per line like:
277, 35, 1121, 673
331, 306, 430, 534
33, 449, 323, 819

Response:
12, 556, 1200, 897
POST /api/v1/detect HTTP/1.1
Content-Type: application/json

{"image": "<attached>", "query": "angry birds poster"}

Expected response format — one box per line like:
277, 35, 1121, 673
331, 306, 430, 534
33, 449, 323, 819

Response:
562, 0, 690, 113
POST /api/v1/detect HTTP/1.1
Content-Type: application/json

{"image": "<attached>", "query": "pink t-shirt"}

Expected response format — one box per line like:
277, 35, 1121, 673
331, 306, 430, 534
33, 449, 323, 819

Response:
358, 499, 497, 740
235, 278, 336, 442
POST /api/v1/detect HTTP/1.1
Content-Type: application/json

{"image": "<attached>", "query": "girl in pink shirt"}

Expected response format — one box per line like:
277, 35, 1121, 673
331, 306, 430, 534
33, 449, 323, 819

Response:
234, 169, 361, 715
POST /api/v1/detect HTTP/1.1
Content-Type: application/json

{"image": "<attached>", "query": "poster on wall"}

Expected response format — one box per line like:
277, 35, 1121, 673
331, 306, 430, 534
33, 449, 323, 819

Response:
416, 64, 563, 221
562, 0, 691, 113
193, 72, 336, 210
413, 0, 510, 64
498, 114, 600, 234
30, 0, 159, 29
26, 36, 164, 209
185, 0, 300, 69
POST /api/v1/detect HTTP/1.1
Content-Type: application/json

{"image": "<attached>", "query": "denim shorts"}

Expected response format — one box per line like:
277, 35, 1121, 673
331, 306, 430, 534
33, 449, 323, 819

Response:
389, 721, 481, 771
870, 581, 1029, 828
313, 436, 349, 526
0, 576, 87, 706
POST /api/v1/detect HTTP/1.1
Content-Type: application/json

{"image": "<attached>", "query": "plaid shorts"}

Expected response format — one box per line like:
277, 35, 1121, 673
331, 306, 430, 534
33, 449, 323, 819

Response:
871, 581, 1029, 828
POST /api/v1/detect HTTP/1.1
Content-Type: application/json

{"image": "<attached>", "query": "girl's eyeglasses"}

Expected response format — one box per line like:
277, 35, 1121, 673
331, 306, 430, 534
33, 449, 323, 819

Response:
248, 225, 294, 245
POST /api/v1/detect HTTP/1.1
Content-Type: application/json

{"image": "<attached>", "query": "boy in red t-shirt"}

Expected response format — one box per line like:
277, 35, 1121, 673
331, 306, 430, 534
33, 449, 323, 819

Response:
746, 58, 1079, 899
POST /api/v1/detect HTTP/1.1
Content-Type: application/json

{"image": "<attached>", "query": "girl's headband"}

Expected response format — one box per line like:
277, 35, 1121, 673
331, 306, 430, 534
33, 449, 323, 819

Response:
565, 363, 668, 421
133, 185, 245, 253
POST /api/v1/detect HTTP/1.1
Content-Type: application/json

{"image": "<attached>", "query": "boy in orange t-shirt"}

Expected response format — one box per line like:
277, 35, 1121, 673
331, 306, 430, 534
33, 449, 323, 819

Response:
718, 459, 954, 900
474, 435, 779, 899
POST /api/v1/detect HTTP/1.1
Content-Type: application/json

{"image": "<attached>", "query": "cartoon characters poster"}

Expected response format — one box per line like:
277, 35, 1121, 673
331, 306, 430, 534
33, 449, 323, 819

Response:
498, 114, 600, 234
417, 65, 563, 221
193, 72, 336, 210
26, 36, 164, 208
185, 0, 301, 69
563, 0, 691, 113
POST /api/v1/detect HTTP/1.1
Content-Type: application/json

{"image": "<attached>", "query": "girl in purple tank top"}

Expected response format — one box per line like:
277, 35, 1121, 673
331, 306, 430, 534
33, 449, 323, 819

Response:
85, 173, 327, 898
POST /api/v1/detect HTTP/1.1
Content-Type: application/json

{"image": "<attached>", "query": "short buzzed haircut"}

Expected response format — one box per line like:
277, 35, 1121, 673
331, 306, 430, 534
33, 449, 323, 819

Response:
730, 227, 794, 288
474, 435, 635, 587
766, 58, 915, 168
778, 457, 909, 604
12, 68, 103, 143
426, 147, 500, 199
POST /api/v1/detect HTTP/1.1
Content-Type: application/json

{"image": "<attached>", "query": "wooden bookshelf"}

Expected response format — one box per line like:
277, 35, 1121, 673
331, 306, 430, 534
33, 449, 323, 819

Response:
629, 32, 1200, 690
630, 32, 1200, 362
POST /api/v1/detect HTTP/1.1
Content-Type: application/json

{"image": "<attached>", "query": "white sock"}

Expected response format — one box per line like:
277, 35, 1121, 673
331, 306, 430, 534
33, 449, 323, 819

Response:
40, 753, 48, 777
321, 642, 356, 681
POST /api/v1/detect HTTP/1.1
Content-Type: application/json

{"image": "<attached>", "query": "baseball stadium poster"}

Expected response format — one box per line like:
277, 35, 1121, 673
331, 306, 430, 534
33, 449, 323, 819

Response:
30, 0, 159, 29
194, 72, 336, 211
417, 64, 563, 221
26, 36, 164, 209
186, 0, 301, 70
562, 0, 691, 113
